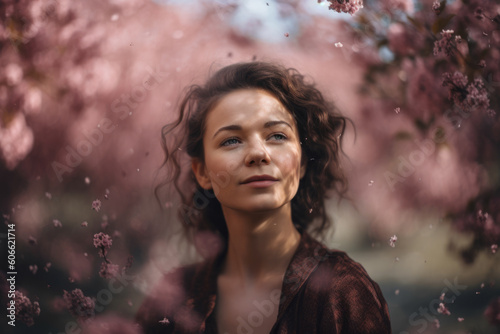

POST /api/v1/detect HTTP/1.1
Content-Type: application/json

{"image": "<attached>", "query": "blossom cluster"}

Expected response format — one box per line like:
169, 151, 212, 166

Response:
93, 232, 113, 258
14, 291, 41, 327
442, 72, 492, 115
433, 29, 461, 56
326, 0, 363, 16
63, 289, 95, 322
99, 261, 120, 279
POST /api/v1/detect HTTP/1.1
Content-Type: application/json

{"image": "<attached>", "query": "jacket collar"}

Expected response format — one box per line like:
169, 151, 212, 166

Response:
188, 228, 330, 331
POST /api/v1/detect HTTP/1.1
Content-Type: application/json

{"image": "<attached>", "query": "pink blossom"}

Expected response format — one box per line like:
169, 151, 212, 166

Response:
432, 1, 442, 15
327, 0, 363, 15
14, 291, 41, 327
93, 232, 112, 258
437, 302, 451, 315
434, 30, 458, 56
159, 317, 170, 325
29, 264, 38, 274
92, 199, 102, 212
442, 71, 491, 113
99, 261, 120, 279
53, 219, 62, 228
81, 221, 88, 227
63, 289, 95, 322
492, 244, 498, 254
458, 317, 464, 322
389, 235, 398, 247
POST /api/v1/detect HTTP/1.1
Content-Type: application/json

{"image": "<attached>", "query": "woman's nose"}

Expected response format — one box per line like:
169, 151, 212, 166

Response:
244, 139, 271, 166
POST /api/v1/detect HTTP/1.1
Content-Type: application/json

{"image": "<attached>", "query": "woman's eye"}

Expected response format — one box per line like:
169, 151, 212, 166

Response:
270, 133, 287, 141
221, 137, 240, 146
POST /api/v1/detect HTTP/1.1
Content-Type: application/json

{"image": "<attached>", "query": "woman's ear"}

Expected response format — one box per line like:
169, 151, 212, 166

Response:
191, 158, 212, 190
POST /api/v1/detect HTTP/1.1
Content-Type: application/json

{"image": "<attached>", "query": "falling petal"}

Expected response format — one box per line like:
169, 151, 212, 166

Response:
389, 235, 398, 247
92, 199, 102, 212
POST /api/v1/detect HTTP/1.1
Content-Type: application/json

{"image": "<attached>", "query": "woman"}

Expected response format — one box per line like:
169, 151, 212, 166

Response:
136, 62, 392, 333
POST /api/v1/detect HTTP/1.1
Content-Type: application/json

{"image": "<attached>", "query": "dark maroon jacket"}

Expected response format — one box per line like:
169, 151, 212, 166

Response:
135, 230, 392, 333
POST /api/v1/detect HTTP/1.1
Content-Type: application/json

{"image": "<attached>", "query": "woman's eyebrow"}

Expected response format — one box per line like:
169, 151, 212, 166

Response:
212, 120, 293, 139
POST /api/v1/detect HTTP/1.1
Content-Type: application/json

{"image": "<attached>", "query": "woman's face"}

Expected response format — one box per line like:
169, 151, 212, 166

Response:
192, 88, 306, 214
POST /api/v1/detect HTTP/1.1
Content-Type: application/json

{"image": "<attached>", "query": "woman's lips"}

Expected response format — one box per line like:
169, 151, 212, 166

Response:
242, 180, 277, 188
241, 175, 278, 184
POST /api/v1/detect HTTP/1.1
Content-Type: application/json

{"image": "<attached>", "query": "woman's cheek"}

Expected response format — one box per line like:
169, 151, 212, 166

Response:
277, 150, 301, 171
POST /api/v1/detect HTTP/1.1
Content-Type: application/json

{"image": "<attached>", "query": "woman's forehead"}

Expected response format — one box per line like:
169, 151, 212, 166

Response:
205, 88, 296, 130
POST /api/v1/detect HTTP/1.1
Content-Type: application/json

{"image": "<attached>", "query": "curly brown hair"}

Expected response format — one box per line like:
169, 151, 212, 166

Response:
156, 61, 349, 252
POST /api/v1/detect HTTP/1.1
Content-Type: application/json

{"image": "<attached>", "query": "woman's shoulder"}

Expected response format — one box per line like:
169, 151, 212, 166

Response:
319, 248, 378, 285
301, 237, 392, 332
300, 233, 382, 291
308, 240, 385, 300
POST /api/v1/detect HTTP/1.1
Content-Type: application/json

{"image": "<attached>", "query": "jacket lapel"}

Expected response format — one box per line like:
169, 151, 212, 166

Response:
275, 230, 330, 323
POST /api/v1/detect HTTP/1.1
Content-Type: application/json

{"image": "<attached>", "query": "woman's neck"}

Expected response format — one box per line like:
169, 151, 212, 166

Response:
220, 204, 301, 287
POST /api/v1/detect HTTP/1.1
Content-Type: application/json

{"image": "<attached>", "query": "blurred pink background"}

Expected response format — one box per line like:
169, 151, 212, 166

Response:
1, 0, 499, 333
